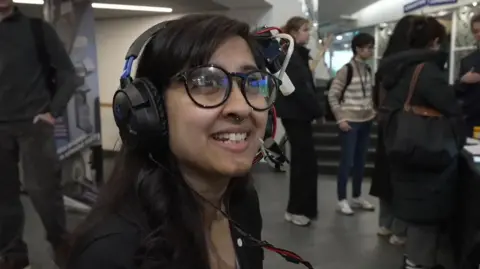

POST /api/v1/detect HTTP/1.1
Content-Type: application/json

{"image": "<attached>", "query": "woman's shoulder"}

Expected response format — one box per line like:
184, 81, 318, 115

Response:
69, 214, 143, 269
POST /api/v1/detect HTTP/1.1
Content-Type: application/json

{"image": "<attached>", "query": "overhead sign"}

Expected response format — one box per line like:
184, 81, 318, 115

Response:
404, 0, 458, 13
427, 0, 458, 6
404, 0, 428, 13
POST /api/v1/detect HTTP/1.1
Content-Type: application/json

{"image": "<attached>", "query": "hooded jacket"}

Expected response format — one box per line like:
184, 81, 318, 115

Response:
376, 49, 462, 118
375, 49, 465, 224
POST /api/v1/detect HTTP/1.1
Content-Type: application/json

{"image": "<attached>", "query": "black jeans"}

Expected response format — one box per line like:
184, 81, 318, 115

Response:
282, 119, 318, 219
0, 121, 66, 260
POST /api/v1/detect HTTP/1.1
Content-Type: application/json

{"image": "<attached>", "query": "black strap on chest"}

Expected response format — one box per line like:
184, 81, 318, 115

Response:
29, 18, 57, 97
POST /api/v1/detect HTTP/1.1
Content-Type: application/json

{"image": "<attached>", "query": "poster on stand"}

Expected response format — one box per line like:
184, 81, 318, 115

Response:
43, 0, 102, 207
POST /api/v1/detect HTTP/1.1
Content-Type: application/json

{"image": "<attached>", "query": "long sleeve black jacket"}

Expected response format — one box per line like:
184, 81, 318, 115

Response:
0, 9, 77, 121
274, 45, 323, 121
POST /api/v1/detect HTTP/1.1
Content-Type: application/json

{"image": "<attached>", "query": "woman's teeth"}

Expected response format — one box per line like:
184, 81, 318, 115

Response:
213, 132, 248, 143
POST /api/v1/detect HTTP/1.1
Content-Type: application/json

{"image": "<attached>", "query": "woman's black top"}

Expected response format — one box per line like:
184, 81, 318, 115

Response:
274, 44, 323, 121
68, 184, 263, 269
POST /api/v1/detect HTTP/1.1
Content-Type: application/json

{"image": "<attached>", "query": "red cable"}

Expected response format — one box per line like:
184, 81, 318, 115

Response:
255, 27, 283, 35
271, 106, 277, 139
251, 26, 282, 165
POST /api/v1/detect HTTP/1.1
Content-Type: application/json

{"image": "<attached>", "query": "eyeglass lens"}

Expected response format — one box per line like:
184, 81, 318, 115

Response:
184, 66, 277, 110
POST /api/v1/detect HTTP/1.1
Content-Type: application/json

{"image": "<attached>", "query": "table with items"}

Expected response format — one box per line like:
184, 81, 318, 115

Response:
454, 139, 480, 269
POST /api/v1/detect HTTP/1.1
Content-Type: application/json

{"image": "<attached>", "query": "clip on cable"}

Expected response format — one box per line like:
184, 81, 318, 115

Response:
232, 225, 314, 269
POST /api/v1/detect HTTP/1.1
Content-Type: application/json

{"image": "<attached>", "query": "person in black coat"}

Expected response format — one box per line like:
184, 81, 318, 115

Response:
370, 15, 418, 246
275, 17, 323, 226
374, 16, 466, 269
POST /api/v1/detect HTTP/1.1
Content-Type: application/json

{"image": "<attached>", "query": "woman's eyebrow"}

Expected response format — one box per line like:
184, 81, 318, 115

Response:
240, 64, 259, 72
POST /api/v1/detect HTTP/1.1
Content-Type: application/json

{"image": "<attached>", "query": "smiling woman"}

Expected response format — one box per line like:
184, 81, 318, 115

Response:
65, 14, 274, 269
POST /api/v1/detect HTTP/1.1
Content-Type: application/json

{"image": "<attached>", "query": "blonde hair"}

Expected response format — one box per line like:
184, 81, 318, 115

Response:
282, 16, 310, 35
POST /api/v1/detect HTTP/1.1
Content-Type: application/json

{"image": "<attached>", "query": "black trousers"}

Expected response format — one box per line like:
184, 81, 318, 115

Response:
0, 121, 66, 260
282, 119, 318, 218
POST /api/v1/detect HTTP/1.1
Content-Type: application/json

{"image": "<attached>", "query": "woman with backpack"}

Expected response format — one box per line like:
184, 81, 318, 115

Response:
375, 15, 466, 269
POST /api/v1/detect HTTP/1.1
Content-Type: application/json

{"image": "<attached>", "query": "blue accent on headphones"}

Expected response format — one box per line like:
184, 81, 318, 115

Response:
121, 57, 135, 79
114, 104, 123, 120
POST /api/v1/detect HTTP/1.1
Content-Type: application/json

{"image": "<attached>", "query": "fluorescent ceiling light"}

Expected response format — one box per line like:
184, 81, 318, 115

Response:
91, 3, 172, 13
12, 0, 172, 13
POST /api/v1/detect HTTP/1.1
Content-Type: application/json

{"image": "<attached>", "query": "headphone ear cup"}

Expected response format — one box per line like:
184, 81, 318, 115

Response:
112, 78, 168, 150
140, 78, 168, 139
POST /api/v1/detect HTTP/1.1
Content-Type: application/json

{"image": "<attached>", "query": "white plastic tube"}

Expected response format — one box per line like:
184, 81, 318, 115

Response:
272, 33, 295, 81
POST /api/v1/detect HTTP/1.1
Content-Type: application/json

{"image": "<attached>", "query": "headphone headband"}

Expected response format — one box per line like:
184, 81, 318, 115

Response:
125, 21, 170, 60
120, 21, 170, 88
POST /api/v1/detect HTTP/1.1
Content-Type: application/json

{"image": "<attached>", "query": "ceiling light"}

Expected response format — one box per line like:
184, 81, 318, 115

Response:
91, 3, 172, 12
13, 0, 42, 3
12, 0, 172, 13
473, 1, 478, 7
336, 35, 343, 41
437, 10, 448, 16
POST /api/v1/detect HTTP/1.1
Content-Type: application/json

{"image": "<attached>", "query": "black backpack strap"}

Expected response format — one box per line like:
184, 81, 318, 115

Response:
29, 18, 56, 96
339, 63, 353, 103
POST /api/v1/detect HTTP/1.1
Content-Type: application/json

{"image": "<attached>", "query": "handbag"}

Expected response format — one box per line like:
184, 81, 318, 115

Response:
383, 63, 462, 169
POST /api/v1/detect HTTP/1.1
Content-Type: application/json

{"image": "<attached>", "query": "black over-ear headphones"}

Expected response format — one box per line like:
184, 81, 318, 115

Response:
112, 21, 281, 156
112, 21, 170, 151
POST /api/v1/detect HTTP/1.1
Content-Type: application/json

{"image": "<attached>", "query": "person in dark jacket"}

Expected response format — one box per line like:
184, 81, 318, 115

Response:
67, 14, 272, 269
0, 1, 77, 268
455, 13, 480, 136
276, 16, 323, 226
376, 15, 466, 269
370, 15, 418, 246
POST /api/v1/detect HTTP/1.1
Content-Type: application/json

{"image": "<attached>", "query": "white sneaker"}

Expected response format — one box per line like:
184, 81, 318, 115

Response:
377, 226, 393, 236
389, 235, 407, 246
337, 200, 354, 215
351, 197, 375, 211
284, 212, 311, 226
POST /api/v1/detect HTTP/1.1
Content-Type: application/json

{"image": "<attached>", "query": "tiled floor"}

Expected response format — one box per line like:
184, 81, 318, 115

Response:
22, 164, 454, 269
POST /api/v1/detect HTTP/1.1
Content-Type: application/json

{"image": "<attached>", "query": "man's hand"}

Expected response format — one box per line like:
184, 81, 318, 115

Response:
461, 68, 480, 84
338, 121, 351, 132
33, 112, 56, 126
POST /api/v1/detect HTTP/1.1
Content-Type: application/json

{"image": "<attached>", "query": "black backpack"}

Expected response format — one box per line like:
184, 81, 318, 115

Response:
30, 18, 57, 97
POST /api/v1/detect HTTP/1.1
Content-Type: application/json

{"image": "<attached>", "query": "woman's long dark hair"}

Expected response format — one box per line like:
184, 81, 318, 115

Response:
373, 15, 447, 108
383, 15, 447, 58
68, 14, 261, 269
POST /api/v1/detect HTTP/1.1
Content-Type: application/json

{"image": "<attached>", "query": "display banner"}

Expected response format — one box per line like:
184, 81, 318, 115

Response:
43, 0, 102, 207
404, 0, 428, 13
404, 0, 458, 13
428, 0, 458, 6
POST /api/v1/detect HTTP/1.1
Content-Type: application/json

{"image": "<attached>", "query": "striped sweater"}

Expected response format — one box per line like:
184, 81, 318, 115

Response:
328, 59, 376, 123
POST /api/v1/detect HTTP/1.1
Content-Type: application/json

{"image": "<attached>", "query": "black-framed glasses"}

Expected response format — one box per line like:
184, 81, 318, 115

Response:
175, 65, 280, 111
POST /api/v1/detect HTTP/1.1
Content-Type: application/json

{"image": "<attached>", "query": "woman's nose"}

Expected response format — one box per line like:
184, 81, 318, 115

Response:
222, 82, 251, 118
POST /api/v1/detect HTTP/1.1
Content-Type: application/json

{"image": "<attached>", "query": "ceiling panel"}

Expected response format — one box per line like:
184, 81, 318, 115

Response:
317, 0, 380, 23
315, 0, 380, 33
16, 0, 228, 19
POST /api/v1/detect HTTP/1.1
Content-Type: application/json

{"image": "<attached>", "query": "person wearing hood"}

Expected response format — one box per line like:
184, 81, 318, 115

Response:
374, 15, 465, 269
370, 15, 418, 248
275, 16, 323, 227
